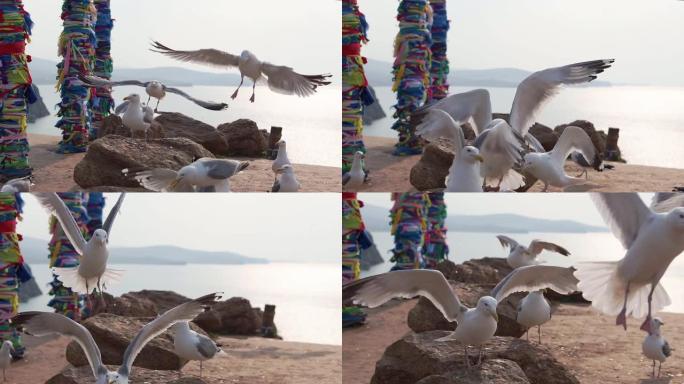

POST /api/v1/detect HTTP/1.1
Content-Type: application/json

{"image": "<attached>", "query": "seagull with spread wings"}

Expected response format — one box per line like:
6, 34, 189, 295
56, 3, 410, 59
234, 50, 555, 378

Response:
13, 293, 221, 384
151, 41, 332, 103
79, 75, 228, 112
496, 235, 571, 269
34, 193, 126, 295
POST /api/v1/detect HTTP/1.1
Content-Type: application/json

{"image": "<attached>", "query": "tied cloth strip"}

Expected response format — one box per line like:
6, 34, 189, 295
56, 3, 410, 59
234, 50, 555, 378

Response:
342, 0, 373, 174
390, 192, 428, 270
392, 0, 432, 156
426, 0, 449, 102
422, 192, 448, 268
47, 192, 90, 320
0, 193, 29, 357
0, 0, 35, 179
342, 192, 370, 327
55, 0, 97, 153
85, 192, 104, 234
88, 0, 113, 139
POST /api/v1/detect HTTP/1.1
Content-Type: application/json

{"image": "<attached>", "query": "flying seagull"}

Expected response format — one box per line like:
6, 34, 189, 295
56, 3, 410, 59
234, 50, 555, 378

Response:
169, 321, 226, 378
35, 193, 126, 295
13, 293, 221, 384
575, 193, 684, 332
491, 265, 579, 343
344, 269, 499, 368
342, 151, 366, 190
496, 235, 570, 269
151, 41, 332, 103
642, 318, 671, 379
79, 74, 228, 112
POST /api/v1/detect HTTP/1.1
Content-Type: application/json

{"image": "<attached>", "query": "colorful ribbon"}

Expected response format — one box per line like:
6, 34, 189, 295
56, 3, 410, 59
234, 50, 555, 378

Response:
89, 0, 113, 139
427, 0, 449, 102
390, 193, 428, 270
422, 192, 448, 268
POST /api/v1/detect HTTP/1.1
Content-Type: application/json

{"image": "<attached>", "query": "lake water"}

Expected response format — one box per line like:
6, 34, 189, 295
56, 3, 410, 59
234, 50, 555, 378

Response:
366, 86, 684, 169
365, 231, 684, 314
22, 262, 342, 346
29, 84, 341, 168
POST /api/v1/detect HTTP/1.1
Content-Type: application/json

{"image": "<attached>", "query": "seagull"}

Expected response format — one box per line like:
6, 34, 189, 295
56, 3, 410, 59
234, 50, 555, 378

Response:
79, 75, 228, 112
491, 265, 579, 344
0, 340, 13, 382
416, 109, 484, 192
123, 158, 249, 192
651, 192, 684, 213
496, 235, 571, 269
570, 151, 612, 179
575, 193, 684, 332
0, 176, 32, 192
413, 59, 614, 189
343, 151, 366, 190
343, 269, 499, 368
271, 140, 291, 177
115, 94, 152, 140
151, 41, 332, 103
271, 164, 300, 192
169, 321, 226, 378
35, 193, 126, 295
13, 293, 221, 384
642, 317, 671, 379
522, 126, 600, 191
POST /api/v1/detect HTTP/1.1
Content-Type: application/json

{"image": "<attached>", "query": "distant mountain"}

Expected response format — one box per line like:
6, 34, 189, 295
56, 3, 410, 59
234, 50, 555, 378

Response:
361, 204, 607, 234
30, 57, 242, 87
364, 58, 612, 88
20, 236, 268, 265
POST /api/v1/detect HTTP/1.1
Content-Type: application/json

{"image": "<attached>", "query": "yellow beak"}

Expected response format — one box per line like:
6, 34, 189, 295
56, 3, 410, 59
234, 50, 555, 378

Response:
475, 154, 485, 163
490, 310, 499, 322
169, 178, 181, 190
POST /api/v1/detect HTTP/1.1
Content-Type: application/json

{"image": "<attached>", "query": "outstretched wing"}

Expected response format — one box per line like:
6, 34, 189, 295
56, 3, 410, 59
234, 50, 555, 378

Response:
496, 235, 519, 250
122, 168, 193, 192
150, 41, 240, 68
33, 193, 87, 255
261, 63, 331, 97
163, 86, 228, 111
102, 193, 126, 239
509, 59, 614, 136
528, 240, 571, 257
591, 193, 652, 249
549, 126, 596, 167
79, 74, 147, 89
114, 100, 130, 115
491, 265, 579, 302
415, 109, 466, 150
201, 159, 249, 180
412, 89, 492, 135
651, 193, 684, 213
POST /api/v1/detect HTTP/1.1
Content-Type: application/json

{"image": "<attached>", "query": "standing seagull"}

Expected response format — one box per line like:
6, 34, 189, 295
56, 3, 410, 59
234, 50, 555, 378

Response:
271, 164, 300, 192
271, 141, 291, 178
522, 126, 601, 191
491, 265, 579, 344
34, 193, 126, 295
169, 321, 225, 378
151, 41, 332, 103
13, 293, 221, 384
79, 75, 228, 112
116, 94, 152, 140
496, 235, 570, 269
343, 151, 366, 190
642, 318, 671, 378
0, 341, 13, 382
344, 270, 499, 367
575, 193, 684, 332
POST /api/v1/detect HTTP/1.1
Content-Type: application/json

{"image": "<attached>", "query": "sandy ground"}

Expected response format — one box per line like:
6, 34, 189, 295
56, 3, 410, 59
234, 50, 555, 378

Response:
347, 136, 684, 193
27, 133, 341, 192
8, 336, 341, 384
343, 299, 684, 384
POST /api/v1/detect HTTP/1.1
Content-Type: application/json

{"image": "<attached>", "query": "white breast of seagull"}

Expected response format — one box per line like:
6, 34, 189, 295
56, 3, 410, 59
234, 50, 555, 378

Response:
643, 334, 668, 362
0, 342, 11, 369
346, 157, 365, 189
174, 327, 207, 361
451, 308, 498, 346
524, 152, 569, 187
239, 51, 264, 81
146, 82, 165, 99
445, 155, 482, 192
122, 102, 148, 133
279, 172, 300, 192
77, 240, 109, 279
507, 247, 535, 269
272, 144, 291, 172
516, 292, 551, 328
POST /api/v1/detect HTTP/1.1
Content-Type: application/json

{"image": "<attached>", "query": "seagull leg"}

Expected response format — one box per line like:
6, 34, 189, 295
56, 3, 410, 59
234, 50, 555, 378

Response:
538, 325, 542, 344
542, 182, 549, 192
616, 282, 630, 330
250, 82, 256, 103
146, 95, 151, 105
232, 76, 244, 100
639, 283, 657, 333
658, 361, 662, 378
200, 361, 203, 377
464, 345, 470, 369
154, 98, 161, 113
477, 347, 483, 366
526, 329, 529, 342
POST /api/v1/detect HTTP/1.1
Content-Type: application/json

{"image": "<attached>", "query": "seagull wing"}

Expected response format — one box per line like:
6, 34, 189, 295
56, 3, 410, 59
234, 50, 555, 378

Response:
142, 105, 154, 124
510, 59, 614, 136
33, 193, 87, 255
200, 159, 250, 180
549, 126, 596, 167
118, 293, 221, 378
196, 334, 220, 359
2, 176, 32, 192
342, 173, 351, 186
114, 100, 130, 115
496, 235, 519, 250
591, 193, 653, 249
271, 178, 281, 193
163, 86, 229, 111
79, 74, 147, 88
102, 193, 125, 239
415, 109, 466, 149
122, 168, 179, 192
14, 312, 106, 379
528, 240, 571, 256
343, 270, 467, 323
260, 62, 332, 97
150, 41, 240, 68
491, 265, 579, 302
412, 89, 492, 135
477, 120, 523, 164
651, 193, 684, 213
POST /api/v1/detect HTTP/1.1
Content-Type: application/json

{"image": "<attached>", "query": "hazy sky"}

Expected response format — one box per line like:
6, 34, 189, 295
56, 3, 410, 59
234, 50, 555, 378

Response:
17, 194, 340, 263
24, 0, 340, 77
359, 0, 684, 86
358, 193, 655, 227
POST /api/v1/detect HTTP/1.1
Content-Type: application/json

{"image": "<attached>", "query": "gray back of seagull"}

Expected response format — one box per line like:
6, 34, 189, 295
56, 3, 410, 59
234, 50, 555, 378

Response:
200, 159, 249, 179
196, 334, 220, 359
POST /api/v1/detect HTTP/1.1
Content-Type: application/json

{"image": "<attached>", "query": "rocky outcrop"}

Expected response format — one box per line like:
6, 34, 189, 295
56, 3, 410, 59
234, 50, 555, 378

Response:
217, 119, 268, 157
154, 112, 230, 155
47, 365, 214, 384
438, 258, 513, 285
90, 292, 159, 318
73, 135, 214, 189
125, 290, 191, 313
195, 297, 262, 335
555, 120, 606, 157
528, 123, 556, 151
28, 84, 50, 123
371, 331, 579, 384
362, 86, 387, 125
409, 138, 455, 191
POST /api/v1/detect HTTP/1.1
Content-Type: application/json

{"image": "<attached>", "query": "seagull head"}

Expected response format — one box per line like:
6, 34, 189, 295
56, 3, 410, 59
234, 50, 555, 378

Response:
278, 140, 287, 149
477, 296, 499, 322
123, 94, 141, 104
666, 207, 684, 229
172, 165, 199, 188
461, 146, 484, 164
240, 50, 252, 61
93, 229, 108, 245
105, 371, 126, 384
276, 164, 294, 175
1, 340, 13, 353
522, 152, 543, 172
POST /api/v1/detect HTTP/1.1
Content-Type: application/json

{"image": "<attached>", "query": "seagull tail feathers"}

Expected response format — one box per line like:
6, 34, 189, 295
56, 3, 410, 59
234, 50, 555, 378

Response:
499, 170, 525, 191
100, 268, 125, 289
52, 267, 98, 295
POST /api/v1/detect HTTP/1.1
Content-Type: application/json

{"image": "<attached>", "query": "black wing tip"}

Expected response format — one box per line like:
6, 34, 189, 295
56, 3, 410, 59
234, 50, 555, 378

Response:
12, 311, 43, 326
205, 103, 229, 111
194, 292, 223, 307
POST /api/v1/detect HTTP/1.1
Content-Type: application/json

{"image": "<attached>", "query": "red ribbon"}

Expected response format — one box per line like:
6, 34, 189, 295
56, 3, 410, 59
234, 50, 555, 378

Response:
342, 192, 358, 201
0, 42, 26, 55
342, 44, 361, 57
0, 220, 16, 234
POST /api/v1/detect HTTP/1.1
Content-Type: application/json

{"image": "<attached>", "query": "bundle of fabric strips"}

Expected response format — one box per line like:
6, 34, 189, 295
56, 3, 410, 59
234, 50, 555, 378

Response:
342, 192, 370, 327
391, 0, 432, 156
85, 192, 104, 234
342, 0, 374, 173
88, 0, 113, 139
47, 192, 90, 319
422, 192, 448, 268
0, 0, 35, 179
389, 192, 428, 270
56, 0, 97, 153
427, 0, 449, 102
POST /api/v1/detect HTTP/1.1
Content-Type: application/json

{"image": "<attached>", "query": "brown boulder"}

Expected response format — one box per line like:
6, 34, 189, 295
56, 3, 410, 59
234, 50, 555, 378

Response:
371, 331, 578, 384
438, 258, 513, 285
409, 138, 455, 191
217, 119, 268, 157
125, 290, 191, 313
90, 292, 158, 318
528, 123, 557, 151
65, 313, 184, 370
195, 297, 261, 335
73, 135, 213, 189
415, 359, 530, 384
555, 120, 606, 156
47, 365, 216, 384
97, 115, 164, 140
154, 112, 230, 155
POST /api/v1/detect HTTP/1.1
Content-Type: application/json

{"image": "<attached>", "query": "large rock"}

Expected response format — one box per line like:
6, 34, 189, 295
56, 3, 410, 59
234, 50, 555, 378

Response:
125, 290, 192, 313
410, 138, 455, 191
73, 135, 214, 189
154, 112, 230, 155
414, 359, 530, 384
371, 331, 579, 384
65, 314, 184, 370
555, 120, 606, 156
217, 119, 268, 157
528, 123, 557, 151
47, 365, 214, 384
90, 292, 159, 318
362, 86, 387, 125
195, 297, 262, 335
27, 84, 50, 123
437, 258, 512, 285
